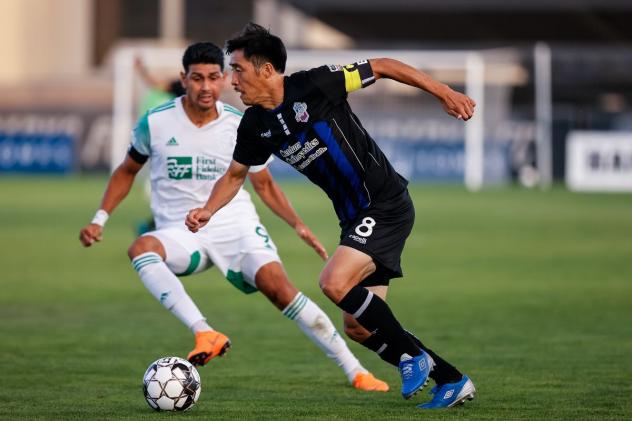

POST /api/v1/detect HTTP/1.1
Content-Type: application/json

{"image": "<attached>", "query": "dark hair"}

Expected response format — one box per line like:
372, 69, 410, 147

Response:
225, 22, 287, 73
182, 42, 225, 73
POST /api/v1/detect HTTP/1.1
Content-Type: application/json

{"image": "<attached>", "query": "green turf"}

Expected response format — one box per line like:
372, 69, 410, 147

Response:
1, 176, 631, 420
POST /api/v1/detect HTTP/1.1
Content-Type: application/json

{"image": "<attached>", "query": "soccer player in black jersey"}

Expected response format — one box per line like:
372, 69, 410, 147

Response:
186, 23, 476, 409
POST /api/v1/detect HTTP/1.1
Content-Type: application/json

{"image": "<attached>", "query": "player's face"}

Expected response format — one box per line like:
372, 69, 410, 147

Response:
181, 63, 225, 111
229, 50, 269, 106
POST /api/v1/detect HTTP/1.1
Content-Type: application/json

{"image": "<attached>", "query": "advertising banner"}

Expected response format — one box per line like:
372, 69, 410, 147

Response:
566, 131, 632, 192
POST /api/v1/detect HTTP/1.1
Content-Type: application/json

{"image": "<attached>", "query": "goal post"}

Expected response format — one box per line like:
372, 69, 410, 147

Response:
111, 46, 185, 172
112, 46, 527, 190
283, 49, 488, 190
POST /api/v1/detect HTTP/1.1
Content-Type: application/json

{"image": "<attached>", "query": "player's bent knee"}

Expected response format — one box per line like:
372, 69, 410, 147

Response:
127, 235, 165, 261
319, 275, 347, 303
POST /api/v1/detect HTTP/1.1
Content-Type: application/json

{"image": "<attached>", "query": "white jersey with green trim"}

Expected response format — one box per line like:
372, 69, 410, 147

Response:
131, 97, 270, 229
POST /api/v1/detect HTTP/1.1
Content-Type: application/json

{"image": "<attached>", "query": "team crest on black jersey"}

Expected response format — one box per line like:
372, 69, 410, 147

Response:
293, 102, 309, 123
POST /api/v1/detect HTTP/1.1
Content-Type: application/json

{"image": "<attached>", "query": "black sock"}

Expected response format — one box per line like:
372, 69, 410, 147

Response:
338, 285, 420, 359
359, 334, 400, 366
360, 331, 463, 385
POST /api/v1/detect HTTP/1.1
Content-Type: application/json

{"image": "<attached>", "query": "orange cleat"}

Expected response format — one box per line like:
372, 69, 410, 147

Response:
187, 330, 231, 367
352, 372, 389, 392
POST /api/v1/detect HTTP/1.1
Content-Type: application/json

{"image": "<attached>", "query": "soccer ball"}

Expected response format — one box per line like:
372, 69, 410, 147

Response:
142, 356, 201, 411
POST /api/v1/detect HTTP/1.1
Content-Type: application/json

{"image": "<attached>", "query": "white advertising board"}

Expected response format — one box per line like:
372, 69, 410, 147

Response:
566, 131, 632, 192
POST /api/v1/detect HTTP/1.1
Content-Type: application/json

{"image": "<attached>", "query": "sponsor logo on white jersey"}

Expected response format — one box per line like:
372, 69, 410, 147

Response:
166, 137, 179, 146
195, 156, 225, 180
167, 157, 193, 179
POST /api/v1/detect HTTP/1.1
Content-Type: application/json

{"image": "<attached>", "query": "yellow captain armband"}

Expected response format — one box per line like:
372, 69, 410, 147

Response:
342, 60, 375, 93
343, 66, 363, 92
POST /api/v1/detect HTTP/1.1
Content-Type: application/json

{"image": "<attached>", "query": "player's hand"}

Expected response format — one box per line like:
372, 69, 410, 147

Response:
186, 208, 212, 233
438, 86, 476, 121
79, 224, 103, 247
294, 221, 328, 261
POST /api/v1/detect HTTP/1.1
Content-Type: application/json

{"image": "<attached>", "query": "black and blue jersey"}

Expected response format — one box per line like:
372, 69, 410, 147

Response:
233, 60, 408, 228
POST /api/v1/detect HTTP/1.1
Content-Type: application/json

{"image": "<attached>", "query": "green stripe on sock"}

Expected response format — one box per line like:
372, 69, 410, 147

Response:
286, 296, 307, 320
132, 257, 157, 270
132, 254, 160, 266
282, 293, 304, 317
133, 258, 161, 271
285, 295, 308, 320
132, 254, 161, 271
292, 295, 309, 320
289, 294, 307, 316
134, 259, 162, 272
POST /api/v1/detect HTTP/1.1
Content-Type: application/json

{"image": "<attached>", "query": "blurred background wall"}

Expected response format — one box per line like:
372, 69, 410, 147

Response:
1, 0, 631, 191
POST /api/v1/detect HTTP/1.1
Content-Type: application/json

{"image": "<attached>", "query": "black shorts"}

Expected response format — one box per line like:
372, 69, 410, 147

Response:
339, 190, 415, 286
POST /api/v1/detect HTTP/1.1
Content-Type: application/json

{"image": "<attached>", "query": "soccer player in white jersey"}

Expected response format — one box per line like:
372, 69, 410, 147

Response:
79, 42, 387, 392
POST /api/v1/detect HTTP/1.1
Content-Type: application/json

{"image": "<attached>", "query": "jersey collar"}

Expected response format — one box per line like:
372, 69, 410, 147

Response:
175, 96, 225, 131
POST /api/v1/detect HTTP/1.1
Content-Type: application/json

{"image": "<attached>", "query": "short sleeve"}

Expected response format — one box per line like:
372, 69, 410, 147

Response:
232, 110, 272, 166
308, 60, 376, 103
248, 155, 274, 173
131, 112, 151, 156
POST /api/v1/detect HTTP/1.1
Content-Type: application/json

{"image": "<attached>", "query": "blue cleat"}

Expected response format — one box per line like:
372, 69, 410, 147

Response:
399, 351, 435, 399
417, 375, 476, 409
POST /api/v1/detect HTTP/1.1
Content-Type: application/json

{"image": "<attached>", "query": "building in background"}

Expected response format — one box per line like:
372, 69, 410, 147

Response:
1, 0, 631, 190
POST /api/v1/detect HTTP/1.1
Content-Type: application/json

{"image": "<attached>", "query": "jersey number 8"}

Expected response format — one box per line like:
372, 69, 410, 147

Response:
355, 217, 376, 237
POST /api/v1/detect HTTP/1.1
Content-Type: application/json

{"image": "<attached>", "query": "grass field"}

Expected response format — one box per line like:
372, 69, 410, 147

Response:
1, 176, 631, 420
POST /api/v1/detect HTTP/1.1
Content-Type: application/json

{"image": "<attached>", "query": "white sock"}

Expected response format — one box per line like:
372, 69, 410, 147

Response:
191, 320, 213, 333
283, 292, 367, 383
132, 252, 210, 333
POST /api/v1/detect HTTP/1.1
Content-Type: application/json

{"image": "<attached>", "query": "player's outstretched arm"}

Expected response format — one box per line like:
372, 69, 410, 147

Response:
134, 57, 171, 92
79, 155, 143, 247
186, 160, 249, 233
249, 169, 328, 261
369, 58, 476, 121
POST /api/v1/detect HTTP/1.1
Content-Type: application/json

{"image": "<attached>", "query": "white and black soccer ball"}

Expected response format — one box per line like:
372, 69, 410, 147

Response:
142, 356, 201, 411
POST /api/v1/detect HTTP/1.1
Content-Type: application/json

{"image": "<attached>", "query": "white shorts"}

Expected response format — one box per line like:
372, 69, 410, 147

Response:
144, 216, 280, 294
